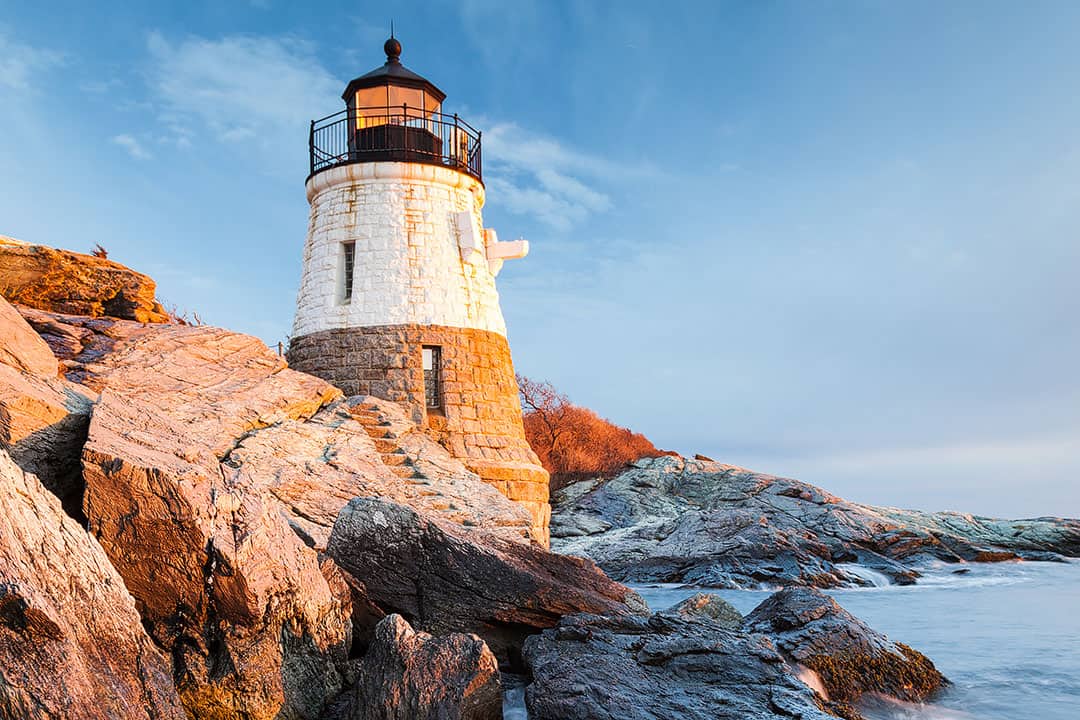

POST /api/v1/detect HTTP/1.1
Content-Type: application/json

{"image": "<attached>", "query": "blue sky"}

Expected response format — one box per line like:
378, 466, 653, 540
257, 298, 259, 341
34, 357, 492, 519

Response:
3, 1, 1079, 517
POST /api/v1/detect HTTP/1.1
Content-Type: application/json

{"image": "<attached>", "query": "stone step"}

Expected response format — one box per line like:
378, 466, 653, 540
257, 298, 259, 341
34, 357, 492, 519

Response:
390, 465, 424, 479
351, 411, 383, 423
362, 426, 396, 440
380, 453, 411, 467
373, 438, 400, 454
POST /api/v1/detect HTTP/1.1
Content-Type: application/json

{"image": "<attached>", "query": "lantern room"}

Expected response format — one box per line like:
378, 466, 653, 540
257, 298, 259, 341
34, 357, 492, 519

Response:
308, 35, 482, 181
343, 36, 446, 128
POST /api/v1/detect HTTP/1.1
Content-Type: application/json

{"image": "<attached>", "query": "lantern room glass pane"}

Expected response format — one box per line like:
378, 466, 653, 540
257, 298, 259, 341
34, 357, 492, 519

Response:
354, 85, 439, 129
387, 84, 425, 114
354, 86, 388, 128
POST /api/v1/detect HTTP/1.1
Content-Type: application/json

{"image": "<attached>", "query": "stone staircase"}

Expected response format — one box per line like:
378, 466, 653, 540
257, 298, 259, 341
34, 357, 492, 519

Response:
349, 400, 425, 480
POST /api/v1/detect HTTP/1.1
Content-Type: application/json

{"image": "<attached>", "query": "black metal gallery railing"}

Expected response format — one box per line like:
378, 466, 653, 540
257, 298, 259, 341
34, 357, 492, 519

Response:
309, 106, 482, 181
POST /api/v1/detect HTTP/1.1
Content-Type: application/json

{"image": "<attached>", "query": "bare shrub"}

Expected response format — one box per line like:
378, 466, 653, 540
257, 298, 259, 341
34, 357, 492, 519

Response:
518, 375, 668, 491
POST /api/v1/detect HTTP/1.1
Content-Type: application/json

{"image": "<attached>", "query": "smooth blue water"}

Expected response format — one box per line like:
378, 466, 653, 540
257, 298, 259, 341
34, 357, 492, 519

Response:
633, 561, 1080, 720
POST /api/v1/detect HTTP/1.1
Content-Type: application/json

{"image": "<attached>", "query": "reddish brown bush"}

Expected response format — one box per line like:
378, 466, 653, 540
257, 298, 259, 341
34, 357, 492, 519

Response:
518, 375, 667, 491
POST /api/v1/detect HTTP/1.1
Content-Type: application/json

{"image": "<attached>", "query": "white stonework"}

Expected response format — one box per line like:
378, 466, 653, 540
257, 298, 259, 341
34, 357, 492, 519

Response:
293, 162, 526, 339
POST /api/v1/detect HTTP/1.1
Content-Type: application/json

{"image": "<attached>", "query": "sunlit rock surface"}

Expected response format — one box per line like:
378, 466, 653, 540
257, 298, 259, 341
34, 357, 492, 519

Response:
0, 450, 185, 719
0, 236, 168, 323
0, 301, 94, 517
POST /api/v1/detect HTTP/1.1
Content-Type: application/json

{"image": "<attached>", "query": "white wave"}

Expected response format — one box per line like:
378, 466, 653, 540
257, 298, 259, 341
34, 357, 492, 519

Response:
502, 684, 528, 720
838, 563, 893, 588
860, 694, 976, 720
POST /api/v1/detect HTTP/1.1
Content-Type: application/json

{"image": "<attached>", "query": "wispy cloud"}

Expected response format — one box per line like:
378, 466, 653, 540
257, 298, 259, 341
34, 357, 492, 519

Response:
144, 32, 340, 157
112, 133, 152, 160
0, 31, 62, 91
482, 122, 653, 230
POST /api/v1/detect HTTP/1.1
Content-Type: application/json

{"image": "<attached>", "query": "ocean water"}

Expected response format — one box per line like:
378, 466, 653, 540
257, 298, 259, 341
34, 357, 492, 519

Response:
505, 561, 1080, 719
633, 561, 1080, 720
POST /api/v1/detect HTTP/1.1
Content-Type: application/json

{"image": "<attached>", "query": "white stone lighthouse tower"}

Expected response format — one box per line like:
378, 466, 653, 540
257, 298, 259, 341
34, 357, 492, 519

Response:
288, 36, 550, 542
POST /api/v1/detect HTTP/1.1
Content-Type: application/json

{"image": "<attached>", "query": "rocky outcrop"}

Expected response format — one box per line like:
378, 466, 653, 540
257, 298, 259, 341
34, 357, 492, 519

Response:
230, 394, 536, 550
522, 585, 947, 720
80, 326, 354, 718
0, 296, 57, 378
522, 611, 836, 720
665, 592, 743, 629
347, 614, 501, 720
0, 236, 168, 323
0, 241, 959, 720
327, 497, 647, 667
553, 456, 1080, 587
22, 309, 537, 546
0, 303, 94, 517
0, 450, 186, 719
14, 306, 159, 383
745, 588, 946, 714
69, 320, 545, 716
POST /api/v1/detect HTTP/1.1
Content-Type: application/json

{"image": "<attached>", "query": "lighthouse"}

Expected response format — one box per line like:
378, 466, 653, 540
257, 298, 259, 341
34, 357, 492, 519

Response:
287, 36, 551, 544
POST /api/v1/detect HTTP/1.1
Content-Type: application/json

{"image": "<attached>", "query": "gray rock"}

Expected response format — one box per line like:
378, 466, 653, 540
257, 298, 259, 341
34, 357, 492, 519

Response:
744, 587, 946, 708
664, 593, 742, 628
347, 615, 501, 720
522, 611, 835, 720
327, 497, 647, 668
552, 456, 1080, 588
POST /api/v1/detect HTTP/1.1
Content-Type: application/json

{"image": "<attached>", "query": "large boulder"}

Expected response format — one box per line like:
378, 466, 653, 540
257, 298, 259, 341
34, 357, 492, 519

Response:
0, 450, 185, 719
347, 615, 501, 720
552, 455, 1080, 588
327, 497, 647, 667
522, 612, 835, 720
0, 236, 168, 323
80, 326, 352, 718
0, 295, 57, 377
744, 587, 946, 710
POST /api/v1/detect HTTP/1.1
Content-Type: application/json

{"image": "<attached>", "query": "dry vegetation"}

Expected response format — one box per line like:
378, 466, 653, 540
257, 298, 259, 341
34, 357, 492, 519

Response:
518, 375, 669, 491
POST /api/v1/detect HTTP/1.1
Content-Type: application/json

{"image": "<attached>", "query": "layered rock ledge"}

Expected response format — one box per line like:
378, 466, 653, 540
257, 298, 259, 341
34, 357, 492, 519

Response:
0, 236, 168, 323
553, 455, 1080, 588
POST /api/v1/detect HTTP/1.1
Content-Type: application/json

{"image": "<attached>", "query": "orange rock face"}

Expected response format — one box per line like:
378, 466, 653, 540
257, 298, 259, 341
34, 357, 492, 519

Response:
79, 327, 352, 719
0, 450, 186, 719
0, 295, 57, 378
0, 237, 169, 323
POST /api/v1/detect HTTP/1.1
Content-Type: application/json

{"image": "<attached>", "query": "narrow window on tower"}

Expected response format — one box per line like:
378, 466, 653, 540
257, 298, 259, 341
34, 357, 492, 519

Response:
342, 241, 356, 303
423, 346, 442, 410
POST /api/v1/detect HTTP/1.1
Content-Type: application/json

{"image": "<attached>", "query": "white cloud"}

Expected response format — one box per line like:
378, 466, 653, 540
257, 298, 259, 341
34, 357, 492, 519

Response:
481, 121, 654, 230
144, 32, 341, 155
0, 31, 62, 91
112, 134, 152, 160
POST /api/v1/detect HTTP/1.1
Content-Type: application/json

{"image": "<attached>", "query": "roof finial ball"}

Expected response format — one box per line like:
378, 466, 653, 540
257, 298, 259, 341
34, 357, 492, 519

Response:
384, 35, 402, 64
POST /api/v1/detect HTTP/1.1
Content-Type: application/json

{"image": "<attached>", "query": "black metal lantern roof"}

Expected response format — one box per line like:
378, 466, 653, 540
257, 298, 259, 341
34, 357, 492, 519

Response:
341, 36, 447, 104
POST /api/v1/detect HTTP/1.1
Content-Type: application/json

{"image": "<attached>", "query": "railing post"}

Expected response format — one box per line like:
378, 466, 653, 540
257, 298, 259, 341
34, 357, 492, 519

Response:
477, 130, 482, 179
309, 119, 315, 175
403, 103, 408, 154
